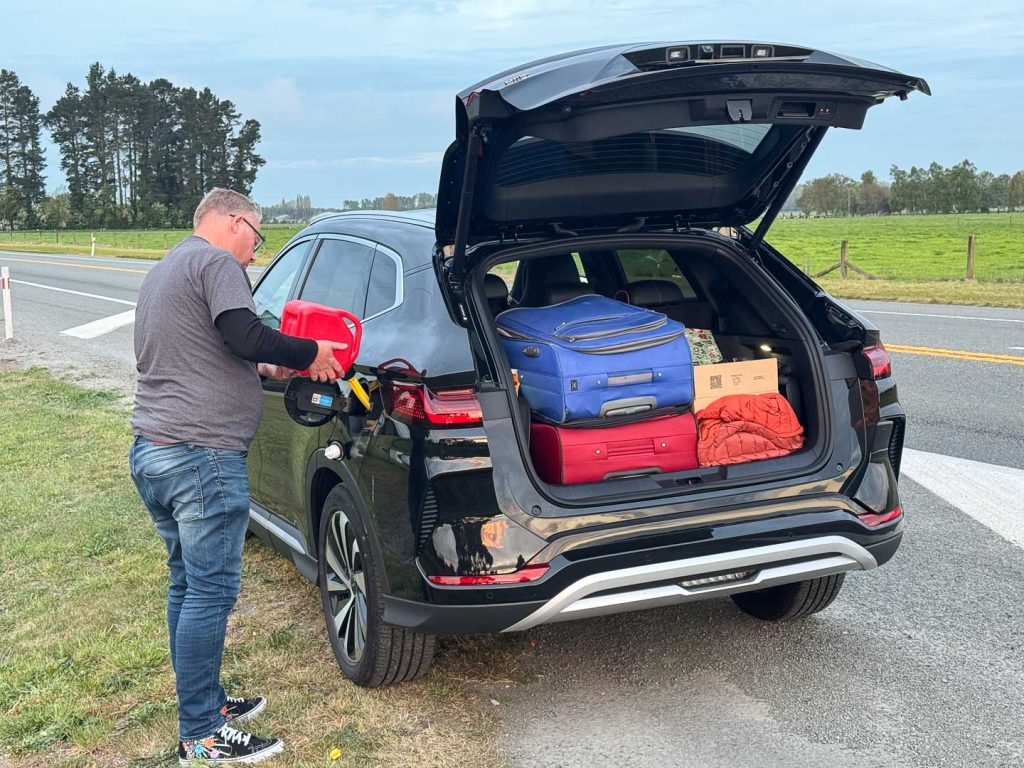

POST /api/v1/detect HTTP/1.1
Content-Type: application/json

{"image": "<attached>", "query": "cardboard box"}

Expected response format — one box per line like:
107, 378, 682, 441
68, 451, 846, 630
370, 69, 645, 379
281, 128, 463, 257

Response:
691, 358, 778, 414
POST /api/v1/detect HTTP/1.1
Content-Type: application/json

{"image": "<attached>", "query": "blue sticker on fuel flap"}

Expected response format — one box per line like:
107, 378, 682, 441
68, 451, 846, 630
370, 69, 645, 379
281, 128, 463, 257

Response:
311, 393, 334, 407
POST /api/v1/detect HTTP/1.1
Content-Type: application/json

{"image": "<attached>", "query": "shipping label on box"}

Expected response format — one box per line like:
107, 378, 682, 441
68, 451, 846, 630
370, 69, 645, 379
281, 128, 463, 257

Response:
692, 358, 779, 414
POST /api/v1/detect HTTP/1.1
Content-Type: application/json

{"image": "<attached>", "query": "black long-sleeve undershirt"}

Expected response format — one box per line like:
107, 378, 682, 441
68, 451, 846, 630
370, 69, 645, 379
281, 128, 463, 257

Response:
215, 308, 318, 371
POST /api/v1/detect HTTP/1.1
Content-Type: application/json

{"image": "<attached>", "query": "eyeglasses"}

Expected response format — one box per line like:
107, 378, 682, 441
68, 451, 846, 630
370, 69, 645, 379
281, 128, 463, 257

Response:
238, 216, 266, 253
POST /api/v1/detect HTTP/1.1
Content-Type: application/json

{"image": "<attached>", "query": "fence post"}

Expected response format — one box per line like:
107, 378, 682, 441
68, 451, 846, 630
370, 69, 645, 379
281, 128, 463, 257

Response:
2, 266, 13, 340
840, 239, 849, 278
90, 234, 96, 257
966, 234, 976, 281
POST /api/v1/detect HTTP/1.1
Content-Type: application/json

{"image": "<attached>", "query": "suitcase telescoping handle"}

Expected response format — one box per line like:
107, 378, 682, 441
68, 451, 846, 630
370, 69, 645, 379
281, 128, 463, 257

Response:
599, 396, 656, 417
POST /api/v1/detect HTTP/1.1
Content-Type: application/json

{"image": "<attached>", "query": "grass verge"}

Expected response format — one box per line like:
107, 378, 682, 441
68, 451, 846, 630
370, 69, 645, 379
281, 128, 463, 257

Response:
0, 367, 526, 768
816, 277, 1024, 308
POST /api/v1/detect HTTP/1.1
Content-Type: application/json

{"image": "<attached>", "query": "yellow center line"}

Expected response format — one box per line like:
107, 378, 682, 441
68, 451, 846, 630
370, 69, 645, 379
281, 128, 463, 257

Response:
887, 344, 1024, 366
0, 255, 149, 274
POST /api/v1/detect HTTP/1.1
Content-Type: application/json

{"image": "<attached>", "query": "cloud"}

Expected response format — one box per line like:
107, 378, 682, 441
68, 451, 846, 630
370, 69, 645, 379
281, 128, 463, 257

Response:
232, 77, 305, 125
267, 152, 443, 170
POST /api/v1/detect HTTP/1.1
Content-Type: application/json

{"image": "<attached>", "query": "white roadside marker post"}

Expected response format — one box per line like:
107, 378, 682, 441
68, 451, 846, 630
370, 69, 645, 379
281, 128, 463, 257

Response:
91, 234, 96, 257
1, 266, 12, 340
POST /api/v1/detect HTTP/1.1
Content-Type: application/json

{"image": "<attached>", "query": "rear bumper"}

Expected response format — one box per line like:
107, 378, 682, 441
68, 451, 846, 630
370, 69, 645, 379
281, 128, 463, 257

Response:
503, 535, 876, 631
384, 526, 902, 635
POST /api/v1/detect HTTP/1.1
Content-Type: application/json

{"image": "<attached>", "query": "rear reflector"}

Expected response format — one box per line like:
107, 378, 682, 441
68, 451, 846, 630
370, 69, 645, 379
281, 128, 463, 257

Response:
862, 342, 892, 379
857, 506, 903, 527
428, 564, 549, 586
680, 570, 755, 588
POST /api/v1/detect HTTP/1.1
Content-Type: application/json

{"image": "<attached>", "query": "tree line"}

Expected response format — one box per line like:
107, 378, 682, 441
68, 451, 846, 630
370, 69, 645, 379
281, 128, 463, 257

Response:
794, 161, 1024, 217
0, 65, 264, 230
260, 192, 439, 223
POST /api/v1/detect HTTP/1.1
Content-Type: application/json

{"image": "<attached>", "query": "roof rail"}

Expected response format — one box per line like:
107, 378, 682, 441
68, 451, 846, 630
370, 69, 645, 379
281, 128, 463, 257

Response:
307, 210, 347, 225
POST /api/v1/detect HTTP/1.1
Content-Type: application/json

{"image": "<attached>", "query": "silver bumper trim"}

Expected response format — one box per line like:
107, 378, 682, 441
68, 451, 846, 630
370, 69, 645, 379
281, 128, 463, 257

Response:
502, 535, 877, 632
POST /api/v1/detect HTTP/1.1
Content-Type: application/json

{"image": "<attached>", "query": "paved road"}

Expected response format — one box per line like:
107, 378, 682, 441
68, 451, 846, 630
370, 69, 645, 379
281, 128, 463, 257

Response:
1, 251, 1022, 767
0, 251, 261, 395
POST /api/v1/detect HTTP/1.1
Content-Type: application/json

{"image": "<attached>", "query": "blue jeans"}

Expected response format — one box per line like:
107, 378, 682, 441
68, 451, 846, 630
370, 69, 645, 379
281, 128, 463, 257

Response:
129, 435, 251, 740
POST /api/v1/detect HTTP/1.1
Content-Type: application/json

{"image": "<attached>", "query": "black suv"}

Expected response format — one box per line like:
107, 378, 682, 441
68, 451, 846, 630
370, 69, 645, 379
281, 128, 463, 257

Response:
246, 42, 925, 687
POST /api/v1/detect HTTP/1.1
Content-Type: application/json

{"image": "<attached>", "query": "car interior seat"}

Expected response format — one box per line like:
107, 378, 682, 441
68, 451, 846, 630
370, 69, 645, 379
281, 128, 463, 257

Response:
510, 254, 596, 307
624, 279, 715, 328
484, 273, 511, 317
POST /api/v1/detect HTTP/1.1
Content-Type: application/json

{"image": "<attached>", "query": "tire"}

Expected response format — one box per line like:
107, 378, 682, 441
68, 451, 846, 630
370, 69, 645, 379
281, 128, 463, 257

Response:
317, 484, 436, 687
730, 573, 846, 621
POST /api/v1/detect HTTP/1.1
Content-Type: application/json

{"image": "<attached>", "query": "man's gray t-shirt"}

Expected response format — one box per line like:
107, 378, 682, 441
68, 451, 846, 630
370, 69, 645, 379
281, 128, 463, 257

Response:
132, 236, 262, 451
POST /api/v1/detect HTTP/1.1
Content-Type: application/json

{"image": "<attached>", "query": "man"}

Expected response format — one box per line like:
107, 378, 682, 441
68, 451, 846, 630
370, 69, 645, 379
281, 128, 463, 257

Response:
129, 188, 344, 765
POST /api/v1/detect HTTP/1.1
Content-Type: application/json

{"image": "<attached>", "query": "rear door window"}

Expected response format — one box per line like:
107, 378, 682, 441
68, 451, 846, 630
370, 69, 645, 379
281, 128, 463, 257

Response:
252, 238, 314, 329
299, 237, 376, 317
364, 249, 401, 318
616, 249, 696, 298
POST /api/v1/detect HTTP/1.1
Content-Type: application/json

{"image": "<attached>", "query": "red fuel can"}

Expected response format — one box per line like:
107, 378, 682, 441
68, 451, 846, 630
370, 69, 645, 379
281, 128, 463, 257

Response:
279, 300, 362, 375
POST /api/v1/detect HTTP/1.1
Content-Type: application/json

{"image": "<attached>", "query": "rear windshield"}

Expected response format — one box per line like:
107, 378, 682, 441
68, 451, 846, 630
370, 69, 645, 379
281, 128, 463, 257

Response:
495, 124, 777, 187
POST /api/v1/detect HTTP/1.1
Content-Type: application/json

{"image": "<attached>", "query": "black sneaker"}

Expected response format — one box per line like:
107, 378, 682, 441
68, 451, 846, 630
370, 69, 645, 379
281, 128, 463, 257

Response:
179, 724, 284, 765
221, 695, 267, 725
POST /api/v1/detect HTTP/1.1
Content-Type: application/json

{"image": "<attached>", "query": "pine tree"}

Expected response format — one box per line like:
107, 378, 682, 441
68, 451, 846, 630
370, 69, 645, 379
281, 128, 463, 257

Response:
0, 70, 46, 228
11, 84, 47, 226
44, 66, 264, 227
0, 70, 20, 228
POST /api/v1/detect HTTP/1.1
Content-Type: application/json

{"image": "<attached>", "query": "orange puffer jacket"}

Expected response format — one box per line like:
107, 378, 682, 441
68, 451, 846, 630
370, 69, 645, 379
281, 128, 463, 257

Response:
695, 393, 804, 467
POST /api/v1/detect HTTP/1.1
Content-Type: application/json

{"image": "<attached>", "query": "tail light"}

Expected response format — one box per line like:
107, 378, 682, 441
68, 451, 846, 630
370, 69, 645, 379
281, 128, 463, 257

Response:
857, 506, 903, 527
382, 382, 483, 429
427, 564, 549, 586
861, 342, 892, 379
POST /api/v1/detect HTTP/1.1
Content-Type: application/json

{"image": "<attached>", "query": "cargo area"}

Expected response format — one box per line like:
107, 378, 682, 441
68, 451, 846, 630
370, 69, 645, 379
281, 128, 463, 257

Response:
468, 231, 838, 503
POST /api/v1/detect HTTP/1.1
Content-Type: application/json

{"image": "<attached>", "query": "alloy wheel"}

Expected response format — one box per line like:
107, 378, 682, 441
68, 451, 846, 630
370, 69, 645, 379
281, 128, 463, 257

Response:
323, 510, 368, 664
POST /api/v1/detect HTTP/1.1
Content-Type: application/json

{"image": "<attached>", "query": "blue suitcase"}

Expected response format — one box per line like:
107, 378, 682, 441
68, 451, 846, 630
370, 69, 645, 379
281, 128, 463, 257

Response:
497, 295, 694, 423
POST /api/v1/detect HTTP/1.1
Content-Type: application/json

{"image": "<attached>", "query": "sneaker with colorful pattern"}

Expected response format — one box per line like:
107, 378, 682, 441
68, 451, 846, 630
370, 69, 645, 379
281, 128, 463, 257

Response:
221, 694, 266, 725
178, 724, 283, 765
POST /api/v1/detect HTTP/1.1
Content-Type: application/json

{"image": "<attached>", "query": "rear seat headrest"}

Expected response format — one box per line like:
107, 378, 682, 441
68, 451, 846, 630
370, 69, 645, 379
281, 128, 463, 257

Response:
627, 279, 684, 307
546, 283, 596, 304
484, 273, 510, 301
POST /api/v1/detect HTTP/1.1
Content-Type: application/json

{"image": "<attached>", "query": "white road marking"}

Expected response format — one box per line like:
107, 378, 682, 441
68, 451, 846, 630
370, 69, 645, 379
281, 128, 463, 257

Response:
3, 251, 158, 266
1010, 347, 1024, 351
12, 279, 137, 306
901, 448, 1024, 549
860, 309, 1024, 324
61, 309, 137, 339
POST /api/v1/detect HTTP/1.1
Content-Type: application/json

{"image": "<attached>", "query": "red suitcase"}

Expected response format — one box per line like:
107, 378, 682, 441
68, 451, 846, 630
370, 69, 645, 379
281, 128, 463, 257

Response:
529, 413, 699, 485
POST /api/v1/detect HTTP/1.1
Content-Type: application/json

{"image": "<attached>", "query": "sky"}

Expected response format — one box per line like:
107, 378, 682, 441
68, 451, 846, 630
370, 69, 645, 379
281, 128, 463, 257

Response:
3, 0, 1022, 208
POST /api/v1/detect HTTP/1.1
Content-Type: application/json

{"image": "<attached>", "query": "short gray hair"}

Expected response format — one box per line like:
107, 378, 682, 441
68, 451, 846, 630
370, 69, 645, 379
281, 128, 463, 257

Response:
193, 188, 261, 229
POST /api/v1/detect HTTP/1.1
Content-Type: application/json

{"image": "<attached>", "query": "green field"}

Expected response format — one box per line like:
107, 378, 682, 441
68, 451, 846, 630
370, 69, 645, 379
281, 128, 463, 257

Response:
768, 213, 1024, 282
0, 225, 302, 265
0, 368, 520, 768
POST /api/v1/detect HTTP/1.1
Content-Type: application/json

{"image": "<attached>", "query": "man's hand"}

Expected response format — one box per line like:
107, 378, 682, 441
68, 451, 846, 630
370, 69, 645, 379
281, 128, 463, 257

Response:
257, 363, 295, 381
309, 341, 347, 382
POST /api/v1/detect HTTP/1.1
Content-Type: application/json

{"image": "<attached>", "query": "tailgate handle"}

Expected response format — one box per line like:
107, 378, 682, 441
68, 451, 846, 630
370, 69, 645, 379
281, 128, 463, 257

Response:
727, 99, 753, 123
